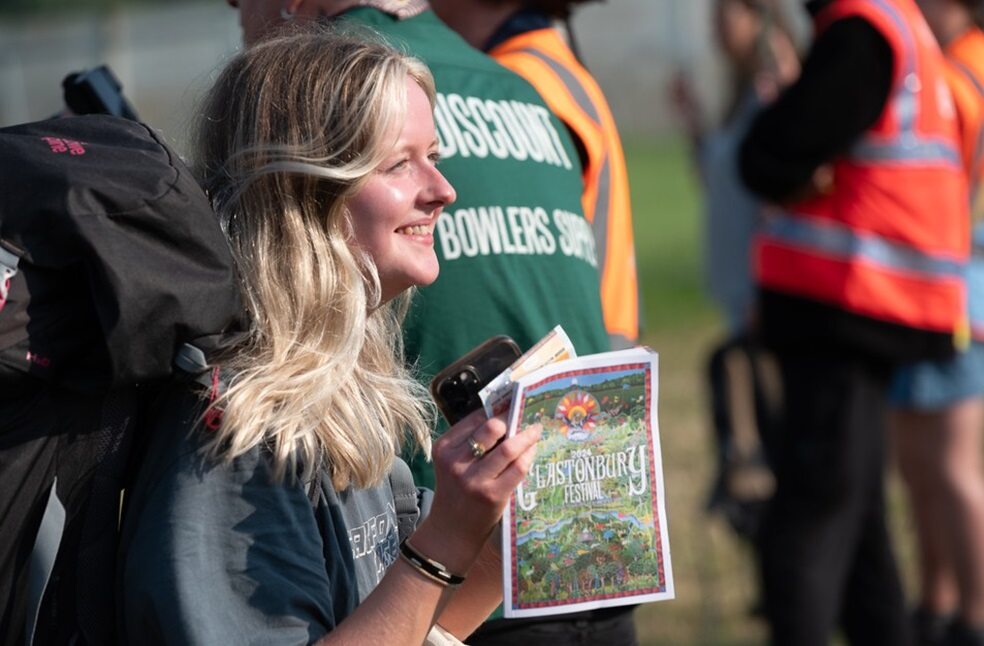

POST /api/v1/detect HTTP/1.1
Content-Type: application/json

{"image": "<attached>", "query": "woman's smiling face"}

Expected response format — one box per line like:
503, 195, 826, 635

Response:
346, 76, 456, 303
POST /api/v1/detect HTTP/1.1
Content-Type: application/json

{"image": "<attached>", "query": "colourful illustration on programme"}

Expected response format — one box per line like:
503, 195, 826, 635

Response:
503, 350, 673, 617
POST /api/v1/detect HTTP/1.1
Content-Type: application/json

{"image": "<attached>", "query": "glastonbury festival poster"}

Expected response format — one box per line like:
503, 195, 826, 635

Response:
502, 347, 674, 618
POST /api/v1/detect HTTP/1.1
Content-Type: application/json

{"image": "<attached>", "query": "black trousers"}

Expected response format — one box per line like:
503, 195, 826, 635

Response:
467, 607, 637, 646
757, 349, 911, 646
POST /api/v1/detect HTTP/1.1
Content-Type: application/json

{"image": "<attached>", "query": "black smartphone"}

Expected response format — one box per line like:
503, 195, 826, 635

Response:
62, 65, 140, 121
429, 335, 521, 425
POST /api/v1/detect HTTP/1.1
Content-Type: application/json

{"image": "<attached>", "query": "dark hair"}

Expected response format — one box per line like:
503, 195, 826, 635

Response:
962, 0, 984, 28
483, 0, 601, 19
530, 0, 599, 19
718, 0, 799, 123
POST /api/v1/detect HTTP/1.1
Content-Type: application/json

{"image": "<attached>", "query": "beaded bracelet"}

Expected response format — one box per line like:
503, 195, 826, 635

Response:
399, 539, 466, 588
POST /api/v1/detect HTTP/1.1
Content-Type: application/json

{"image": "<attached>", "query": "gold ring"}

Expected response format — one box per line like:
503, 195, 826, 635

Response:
467, 436, 487, 459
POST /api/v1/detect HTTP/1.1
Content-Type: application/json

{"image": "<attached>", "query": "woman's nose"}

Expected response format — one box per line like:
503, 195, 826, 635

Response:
429, 167, 456, 207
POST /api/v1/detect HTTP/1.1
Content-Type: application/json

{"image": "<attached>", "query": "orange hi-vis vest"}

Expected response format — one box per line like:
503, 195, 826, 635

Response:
755, 0, 969, 335
943, 27, 984, 337
945, 27, 984, 219
489, 27, 639, 349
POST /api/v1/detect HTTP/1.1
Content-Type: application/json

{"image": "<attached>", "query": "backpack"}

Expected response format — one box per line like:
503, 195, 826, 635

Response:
0, 115, 243, 645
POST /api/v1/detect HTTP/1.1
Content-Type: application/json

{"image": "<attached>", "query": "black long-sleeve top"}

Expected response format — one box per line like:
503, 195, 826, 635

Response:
739, 0, 894, 202
738, 0, 955, 364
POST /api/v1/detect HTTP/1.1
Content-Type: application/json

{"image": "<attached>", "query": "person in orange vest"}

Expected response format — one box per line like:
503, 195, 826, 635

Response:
428, 4, 640, 643
890, 2, 984, 644
738, 0, 970, 644
431, 0, 640, 352
427, 3, 639, 644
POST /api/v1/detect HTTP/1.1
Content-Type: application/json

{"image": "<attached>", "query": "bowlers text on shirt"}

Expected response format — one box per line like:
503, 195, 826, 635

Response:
433, 92, 597, 267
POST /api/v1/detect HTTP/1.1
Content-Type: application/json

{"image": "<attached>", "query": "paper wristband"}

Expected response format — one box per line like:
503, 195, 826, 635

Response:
399, 539, 466, 587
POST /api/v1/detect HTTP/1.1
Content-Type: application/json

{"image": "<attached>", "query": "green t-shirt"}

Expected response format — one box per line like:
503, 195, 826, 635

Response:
344, 8, 609, 489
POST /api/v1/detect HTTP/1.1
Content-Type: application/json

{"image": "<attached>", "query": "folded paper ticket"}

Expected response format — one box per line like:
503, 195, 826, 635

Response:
480, 325, 577, 418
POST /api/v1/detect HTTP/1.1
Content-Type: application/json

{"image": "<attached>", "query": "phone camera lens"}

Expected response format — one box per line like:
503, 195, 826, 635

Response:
459, 368, 480, 387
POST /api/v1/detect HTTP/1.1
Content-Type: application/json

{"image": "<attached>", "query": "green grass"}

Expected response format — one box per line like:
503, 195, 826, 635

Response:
625, 138, 765, 645
626, 138, 716, 335
624, 139, 917, 645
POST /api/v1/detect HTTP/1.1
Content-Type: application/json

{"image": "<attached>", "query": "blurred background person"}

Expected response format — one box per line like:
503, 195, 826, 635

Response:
673, 0, 799, 341
738, 0, 970, 644
432, 0, 640, 353
890, 1, 984, 644
670, 0, 799, 615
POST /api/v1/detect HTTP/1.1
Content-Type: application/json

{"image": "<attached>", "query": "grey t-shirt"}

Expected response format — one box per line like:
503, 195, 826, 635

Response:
119, 383, 417, 645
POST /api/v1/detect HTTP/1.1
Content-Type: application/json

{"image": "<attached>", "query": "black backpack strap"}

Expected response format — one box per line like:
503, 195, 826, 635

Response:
25, 479, 66, 646
25, 386, 138, 646
173, 343, 212, 388
300, 458, 420, 542
74, 386, 139, 646
304, 446, 324, 509
389, 458, 421, 544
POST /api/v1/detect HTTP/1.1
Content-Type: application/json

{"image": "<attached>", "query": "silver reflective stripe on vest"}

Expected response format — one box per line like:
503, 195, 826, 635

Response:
763, 214, 965, 279
515, 47, 601, 123
592, 154, 612, 272
27, 479, 66, 646
848, 0, 961, 168
515, 45, 612, 279
851, 136, 962, 165
954, 59, 984, 98
973, 127, 984, 209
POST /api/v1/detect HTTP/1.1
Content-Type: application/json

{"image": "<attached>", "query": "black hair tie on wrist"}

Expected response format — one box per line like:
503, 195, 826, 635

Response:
399, 539, 466, 588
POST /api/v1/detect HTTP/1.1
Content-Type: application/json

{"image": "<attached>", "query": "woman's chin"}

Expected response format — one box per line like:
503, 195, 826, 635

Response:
380, 269, 439, 303
417, 267, 439, 288
408, 262, 440, 290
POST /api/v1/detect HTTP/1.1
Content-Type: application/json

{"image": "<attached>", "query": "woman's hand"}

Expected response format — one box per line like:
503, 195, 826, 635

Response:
668, 68, 703, 142
411, 409, 541, 576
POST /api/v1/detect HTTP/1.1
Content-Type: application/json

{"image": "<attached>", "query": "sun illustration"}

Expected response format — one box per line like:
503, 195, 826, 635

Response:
555, 390, 600, 440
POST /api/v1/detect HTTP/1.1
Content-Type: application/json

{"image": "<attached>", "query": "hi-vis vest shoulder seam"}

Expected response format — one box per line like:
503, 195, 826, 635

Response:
954, 59, 984, 98
944, 27, 984, 338
490, 27, 639, 349
947, 29, 984, 216
755, 0, 969, 335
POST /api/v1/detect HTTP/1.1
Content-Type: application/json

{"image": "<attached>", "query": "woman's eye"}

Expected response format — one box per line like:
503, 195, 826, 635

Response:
428, 152, 441, 165
387, 159, 409, 172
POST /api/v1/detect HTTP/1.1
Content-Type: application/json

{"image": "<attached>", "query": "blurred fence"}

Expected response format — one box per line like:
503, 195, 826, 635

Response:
0, 2, 241, 152
0, 0, 806, 153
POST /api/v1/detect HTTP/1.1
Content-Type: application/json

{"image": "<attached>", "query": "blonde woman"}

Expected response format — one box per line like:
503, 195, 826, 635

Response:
119, 27, 540, 645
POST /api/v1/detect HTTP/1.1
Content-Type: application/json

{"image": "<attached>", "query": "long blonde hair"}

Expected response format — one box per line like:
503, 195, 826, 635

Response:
195, 26, 436, 489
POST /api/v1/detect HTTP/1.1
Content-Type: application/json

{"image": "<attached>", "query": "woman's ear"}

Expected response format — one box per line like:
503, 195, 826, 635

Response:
298, 0, 356, 20
283, 0, 308, 20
